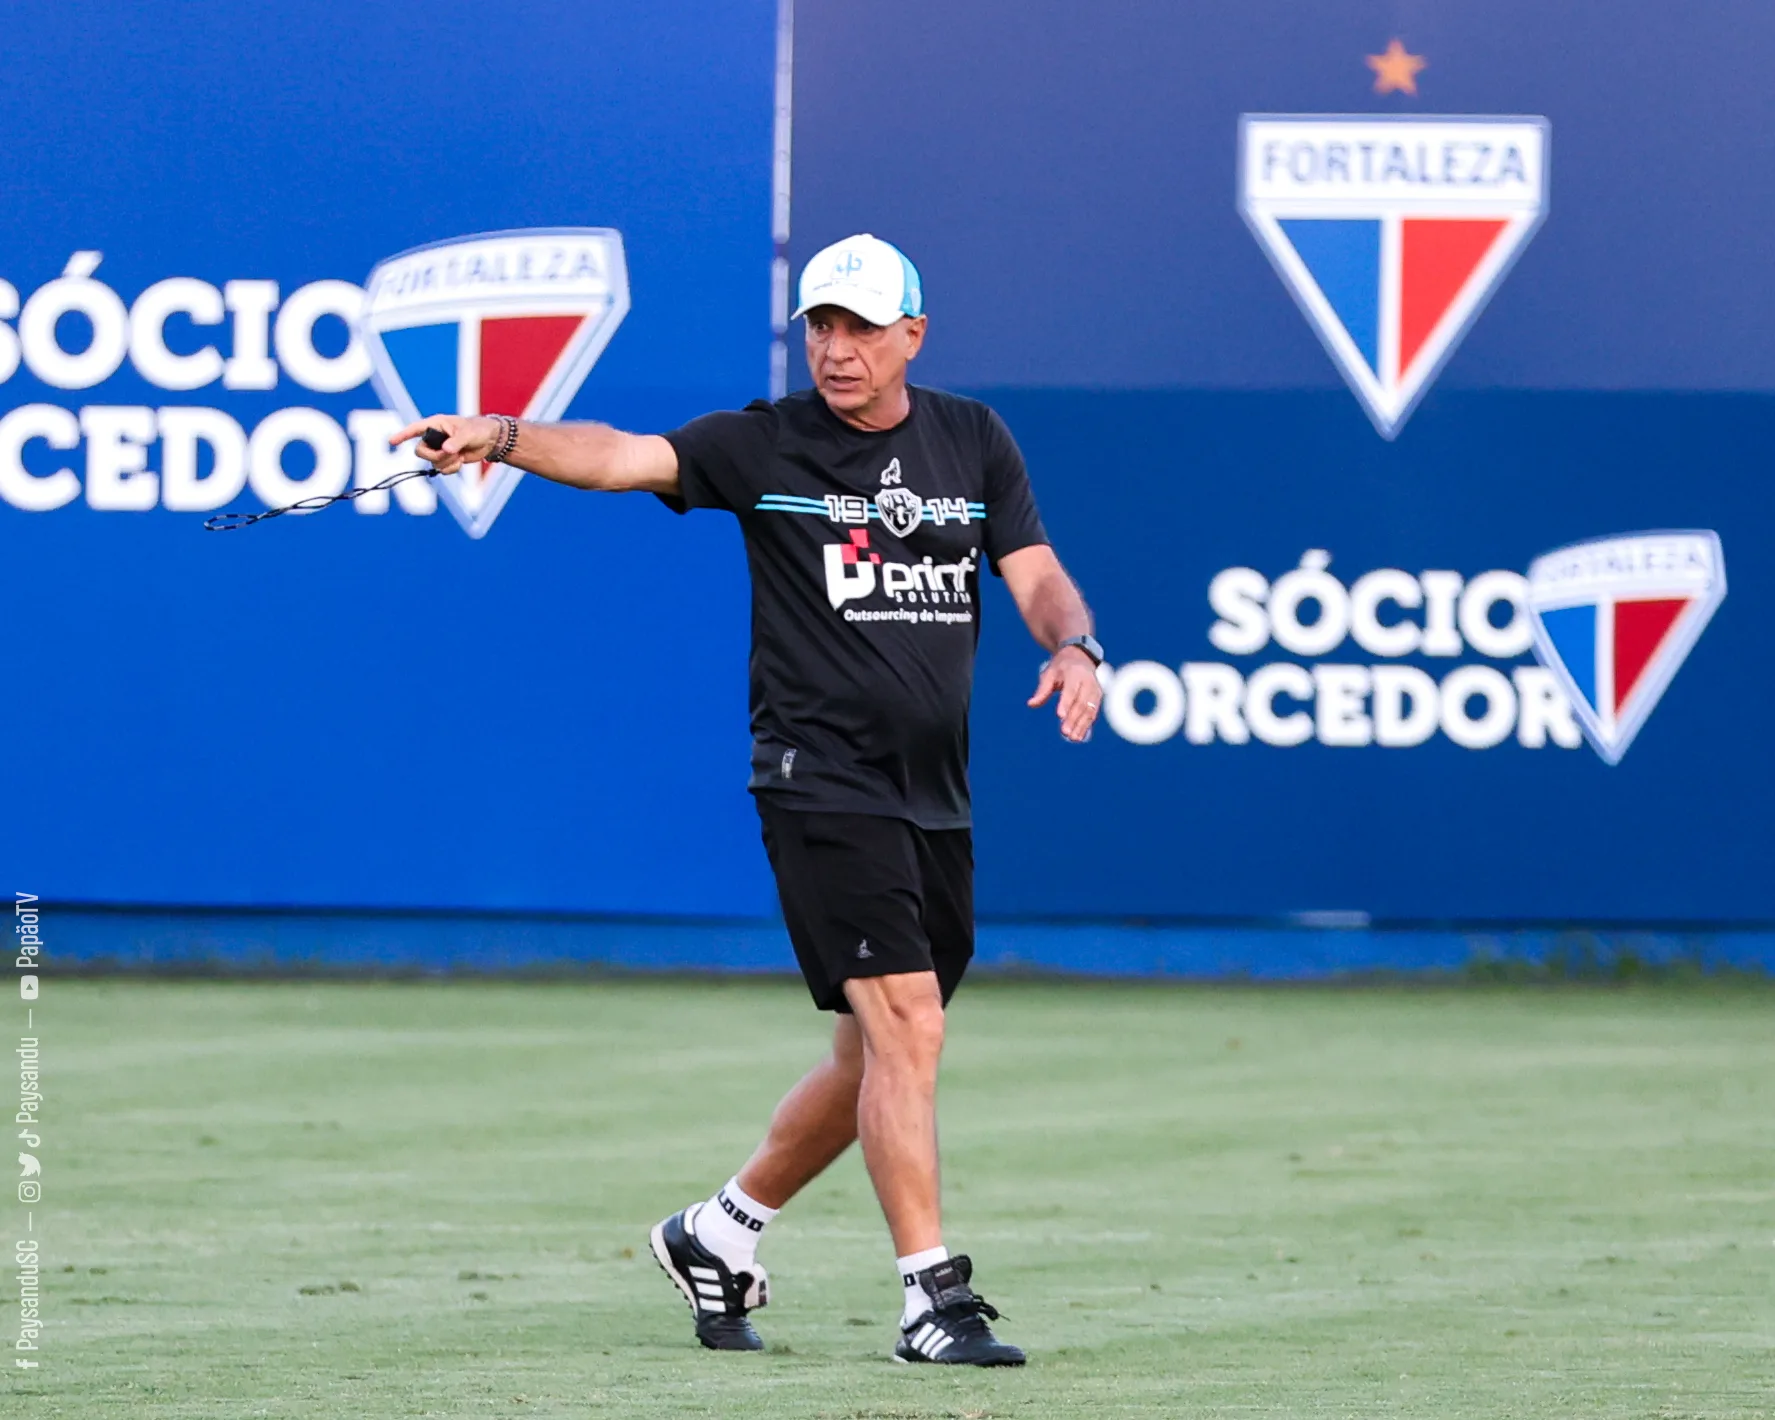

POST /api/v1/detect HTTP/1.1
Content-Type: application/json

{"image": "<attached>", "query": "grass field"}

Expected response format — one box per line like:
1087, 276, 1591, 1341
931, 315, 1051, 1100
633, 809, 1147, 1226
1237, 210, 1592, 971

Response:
22, 978, 1775, 1417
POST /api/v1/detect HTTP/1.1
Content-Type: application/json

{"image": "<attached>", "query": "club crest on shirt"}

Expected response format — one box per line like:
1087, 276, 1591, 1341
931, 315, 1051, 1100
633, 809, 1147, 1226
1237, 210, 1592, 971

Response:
874, 460, 923, 537
875, 486, 924, 538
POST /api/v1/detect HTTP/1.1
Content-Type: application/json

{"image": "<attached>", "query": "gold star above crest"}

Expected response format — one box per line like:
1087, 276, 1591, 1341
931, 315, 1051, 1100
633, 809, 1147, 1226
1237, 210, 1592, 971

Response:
1367, 38, 1426, 96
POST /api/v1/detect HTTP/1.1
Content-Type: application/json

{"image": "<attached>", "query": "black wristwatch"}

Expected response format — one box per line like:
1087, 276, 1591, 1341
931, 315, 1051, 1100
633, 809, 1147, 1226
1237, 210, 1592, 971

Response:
1056, 633, 1104, 667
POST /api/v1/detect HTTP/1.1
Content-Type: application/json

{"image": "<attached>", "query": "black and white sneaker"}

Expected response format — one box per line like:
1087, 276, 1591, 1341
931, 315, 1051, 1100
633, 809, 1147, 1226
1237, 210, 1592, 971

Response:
894, 1255, 1026, 1366
649, 1204, 768, 1351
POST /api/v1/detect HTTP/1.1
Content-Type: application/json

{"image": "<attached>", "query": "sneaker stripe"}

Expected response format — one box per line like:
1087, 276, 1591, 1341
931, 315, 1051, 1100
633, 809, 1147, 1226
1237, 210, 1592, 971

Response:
655, 1209, 771, 1352
928, 1333, 955, 1358
912, 1322, 939, 1353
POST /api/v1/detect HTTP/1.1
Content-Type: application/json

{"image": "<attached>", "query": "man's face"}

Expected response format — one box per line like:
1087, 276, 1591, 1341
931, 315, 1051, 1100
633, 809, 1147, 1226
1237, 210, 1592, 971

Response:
804, 306, 927, 419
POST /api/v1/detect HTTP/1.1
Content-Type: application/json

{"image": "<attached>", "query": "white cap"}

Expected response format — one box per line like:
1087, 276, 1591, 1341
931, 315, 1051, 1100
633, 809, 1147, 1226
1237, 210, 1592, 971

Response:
792, 233, 924, 326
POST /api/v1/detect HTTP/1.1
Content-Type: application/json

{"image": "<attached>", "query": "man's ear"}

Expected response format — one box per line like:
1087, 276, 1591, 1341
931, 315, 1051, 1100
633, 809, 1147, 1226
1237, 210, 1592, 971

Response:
902, 315, 928, 360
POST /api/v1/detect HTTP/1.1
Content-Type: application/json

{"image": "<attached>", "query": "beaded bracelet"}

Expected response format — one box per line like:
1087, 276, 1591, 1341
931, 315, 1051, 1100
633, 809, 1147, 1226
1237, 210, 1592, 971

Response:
486, 414, 520, 464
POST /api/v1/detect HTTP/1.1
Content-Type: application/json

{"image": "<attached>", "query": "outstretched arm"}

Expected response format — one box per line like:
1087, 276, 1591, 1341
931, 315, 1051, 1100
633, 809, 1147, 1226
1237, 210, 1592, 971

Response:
997, 544, 1101, 744
389, 415, 681, 496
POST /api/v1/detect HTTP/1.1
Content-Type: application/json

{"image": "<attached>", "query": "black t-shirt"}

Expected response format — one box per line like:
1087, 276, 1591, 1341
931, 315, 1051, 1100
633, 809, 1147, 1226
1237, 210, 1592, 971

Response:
661, 385, 1048, 829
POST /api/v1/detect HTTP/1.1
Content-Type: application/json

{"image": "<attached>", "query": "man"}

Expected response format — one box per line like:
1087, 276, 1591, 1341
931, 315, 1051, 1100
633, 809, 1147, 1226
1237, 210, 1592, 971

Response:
395, 233, 1103, 1367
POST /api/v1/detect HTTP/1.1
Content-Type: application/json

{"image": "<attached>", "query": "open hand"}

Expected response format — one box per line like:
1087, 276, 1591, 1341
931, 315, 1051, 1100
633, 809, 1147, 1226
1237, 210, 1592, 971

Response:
1028, 646, 1101, 743
389, 415, 501, 474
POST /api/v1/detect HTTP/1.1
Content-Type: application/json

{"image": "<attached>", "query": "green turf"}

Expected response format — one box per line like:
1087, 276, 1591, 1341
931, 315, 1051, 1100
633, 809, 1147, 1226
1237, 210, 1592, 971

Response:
21, 979, 1775, 1417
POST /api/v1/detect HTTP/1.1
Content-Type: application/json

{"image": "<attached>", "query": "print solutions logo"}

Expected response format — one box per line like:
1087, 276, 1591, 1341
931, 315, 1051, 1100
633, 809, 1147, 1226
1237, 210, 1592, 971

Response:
822, 530, 978, 617
1239, 115, 1549, 437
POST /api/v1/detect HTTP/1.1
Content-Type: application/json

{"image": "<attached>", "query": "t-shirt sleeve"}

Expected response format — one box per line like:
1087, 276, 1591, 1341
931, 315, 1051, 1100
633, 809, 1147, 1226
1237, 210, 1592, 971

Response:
657, 400, 778, 514
980, 407, 1049, 573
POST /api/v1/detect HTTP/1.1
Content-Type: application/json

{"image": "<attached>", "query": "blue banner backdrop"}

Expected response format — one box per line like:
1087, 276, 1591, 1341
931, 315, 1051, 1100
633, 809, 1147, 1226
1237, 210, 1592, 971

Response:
2, 0, 777, 916
794, 0, 1775, 928
7, 0, 1772, 955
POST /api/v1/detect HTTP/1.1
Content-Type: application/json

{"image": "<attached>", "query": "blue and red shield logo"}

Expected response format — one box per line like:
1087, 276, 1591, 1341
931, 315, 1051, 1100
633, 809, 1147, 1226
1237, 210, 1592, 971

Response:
1240, 115, 1549, 438
359, 229, 630, 538
1526, 531, 1726, 765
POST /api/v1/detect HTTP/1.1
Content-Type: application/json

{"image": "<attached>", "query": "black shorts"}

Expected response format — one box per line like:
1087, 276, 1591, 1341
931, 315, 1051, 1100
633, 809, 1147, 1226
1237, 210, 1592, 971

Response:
756, 799, 975, 1013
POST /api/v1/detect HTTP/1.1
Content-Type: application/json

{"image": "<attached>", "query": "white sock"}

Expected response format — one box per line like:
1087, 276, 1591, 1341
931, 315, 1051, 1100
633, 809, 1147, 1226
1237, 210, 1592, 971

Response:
690, 1177, 778, 1273
898, 1245, 949, 1327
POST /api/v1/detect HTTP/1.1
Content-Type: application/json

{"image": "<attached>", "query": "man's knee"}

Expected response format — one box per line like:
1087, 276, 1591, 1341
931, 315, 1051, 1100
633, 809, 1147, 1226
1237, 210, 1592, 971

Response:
845, 972, 945, 1066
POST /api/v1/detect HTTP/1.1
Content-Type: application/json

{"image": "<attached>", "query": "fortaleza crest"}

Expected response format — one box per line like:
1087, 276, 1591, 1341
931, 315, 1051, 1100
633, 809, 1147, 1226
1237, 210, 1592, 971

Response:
1239, 115, 1549, 438
359, 229, 630, 538
1526, 531, 1726, 765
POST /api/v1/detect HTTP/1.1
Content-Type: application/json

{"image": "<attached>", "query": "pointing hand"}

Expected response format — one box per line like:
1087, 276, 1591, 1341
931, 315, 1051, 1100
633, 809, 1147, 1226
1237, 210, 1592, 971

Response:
389, 415, 502, 474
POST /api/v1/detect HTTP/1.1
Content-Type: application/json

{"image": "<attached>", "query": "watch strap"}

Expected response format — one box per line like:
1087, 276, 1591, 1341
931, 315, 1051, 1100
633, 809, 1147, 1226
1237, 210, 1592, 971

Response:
1057, 633, 1104, 666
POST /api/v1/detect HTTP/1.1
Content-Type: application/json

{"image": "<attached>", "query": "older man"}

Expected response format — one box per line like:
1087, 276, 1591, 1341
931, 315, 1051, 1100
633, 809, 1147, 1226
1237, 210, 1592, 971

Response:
396, 233, 1103, 1366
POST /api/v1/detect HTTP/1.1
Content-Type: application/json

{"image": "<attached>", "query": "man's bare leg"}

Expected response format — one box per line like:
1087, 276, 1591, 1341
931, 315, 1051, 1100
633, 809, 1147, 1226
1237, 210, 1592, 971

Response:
835, 970, 1021, 1364
650, 1015, 865, 1350
734, 1016, 864, 1208
668, 1015, 862, 1278
697, 973, 944, 1256
840, 971, 946, 1256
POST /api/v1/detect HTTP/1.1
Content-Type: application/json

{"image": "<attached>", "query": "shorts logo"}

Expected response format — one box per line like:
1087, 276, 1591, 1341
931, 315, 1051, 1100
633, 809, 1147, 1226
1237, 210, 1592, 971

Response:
1239, 115, 1549, 438
359, 228, 631, 538
1526, 531, 1726, 765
